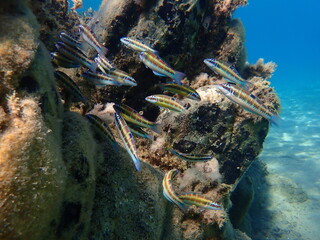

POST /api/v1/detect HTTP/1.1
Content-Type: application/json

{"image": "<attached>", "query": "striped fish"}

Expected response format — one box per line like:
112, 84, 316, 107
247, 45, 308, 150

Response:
128, 124, 153, 140
54, 70, 88, 104
178, 192, 222, 210
139, 51, 186, 85
204, 58, 251, 90
59, 32, 82, 49
51, 52, 80, 68
78, 24, 108, 56
113, 104, 161, 133
159, 83, 201, 101
55, 42, 97, 72
86, 114, 118, 149
120, 37, 158, 54
107, 69, 137, 86
216, 83, 280, 126
114, 112, 141, 171
145, 94, 187, 113
162, 169, 188, 211
83, 72, 121, 87
94, 54, 115, 73
169, 149, 212, 162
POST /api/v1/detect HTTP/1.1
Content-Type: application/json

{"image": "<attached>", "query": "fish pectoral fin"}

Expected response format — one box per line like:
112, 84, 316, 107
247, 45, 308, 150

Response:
152, 70, 167, 77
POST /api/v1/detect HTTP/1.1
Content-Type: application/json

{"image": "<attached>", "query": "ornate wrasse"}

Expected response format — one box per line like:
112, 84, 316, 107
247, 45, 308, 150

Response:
78, 24, 108, 56
162, 169, 188, 211
216, 83, 280, 125
113, 104, 161, 133
51, 52, 80, 68
169, 149, 212, 162
82, 72, 121, 86
178, 192, 221, 210
139, 51, 186, 85
204, 58, 251, 90
114, 112, 141, 171
159, 83, 201, 101
94, 54, 115, 73
54, 70, 87, 104
120, 37, 158, 54
55, 42, 97, 72
59, 32, 82, 49
145, 94, 187, 113
86, 114, 118, 149
128, 124, 153, 140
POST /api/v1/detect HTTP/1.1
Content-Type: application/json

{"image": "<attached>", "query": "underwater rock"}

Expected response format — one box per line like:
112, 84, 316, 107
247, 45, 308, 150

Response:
0, 0, 281, 239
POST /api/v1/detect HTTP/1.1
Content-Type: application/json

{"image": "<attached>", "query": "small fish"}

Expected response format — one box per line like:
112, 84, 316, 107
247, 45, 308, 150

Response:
120, 37, 158, 54
83, 72, 121, 86
54, 70, 88, 104
86, 114, 118, 149
114, 112, 141, 171
178, 192, 222, 210
169, 149, 212, 162
78, 24, 108, 56
159, 83, 201, 101
128, 124, 153, 140
51, 52, 80, 68
216, 83, 280, 125
55, 42, 97, 72
113, 104, 161, 133
139, 51, 186, 85
107, 69, 137, 86
59, 32, 82, 49
94, 54, 115, 73
204, 58, 251, 90
145, 94, 187, 113
162, 169, 188, 211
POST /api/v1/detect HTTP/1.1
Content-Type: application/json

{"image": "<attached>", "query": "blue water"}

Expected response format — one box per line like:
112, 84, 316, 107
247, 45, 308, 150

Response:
78, 0, 320, 239
235, 1, 320, 239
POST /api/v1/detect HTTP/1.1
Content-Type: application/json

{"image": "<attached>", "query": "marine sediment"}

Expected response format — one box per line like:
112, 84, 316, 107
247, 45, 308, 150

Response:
0, 0, 280, 239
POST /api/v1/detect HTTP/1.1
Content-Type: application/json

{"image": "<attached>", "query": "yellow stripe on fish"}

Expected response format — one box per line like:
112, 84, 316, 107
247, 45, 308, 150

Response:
162, 169, 187, 211
178, 192, 222, 210
169, 149, 212, 162
159, 83, 201, 101
216, 83, 280, 126
94, 54, 115, 73
139, 51, 186, 85
114, 112, 141, 171
204, 58, 251, 90
78, 24, 108, 56
120, 37, 158, 54
113, 104, 161, 133
82, 72, 121, 86
145, 94, 187, 113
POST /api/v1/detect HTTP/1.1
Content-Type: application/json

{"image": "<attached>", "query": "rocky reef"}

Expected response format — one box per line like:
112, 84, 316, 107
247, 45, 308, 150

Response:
0, 0, 280, 239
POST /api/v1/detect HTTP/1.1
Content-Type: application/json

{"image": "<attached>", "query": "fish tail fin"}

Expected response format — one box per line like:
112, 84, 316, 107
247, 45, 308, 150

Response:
151, 123, 162, 134
129, 152, 141, 172
270, 114, 281, 127
173, 71, 186, 85
99, 46, 109, 57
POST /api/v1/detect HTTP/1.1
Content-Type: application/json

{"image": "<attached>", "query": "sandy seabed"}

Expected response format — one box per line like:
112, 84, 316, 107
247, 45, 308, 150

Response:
252, 87, 320, 240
